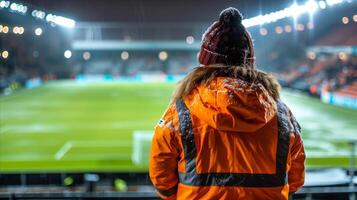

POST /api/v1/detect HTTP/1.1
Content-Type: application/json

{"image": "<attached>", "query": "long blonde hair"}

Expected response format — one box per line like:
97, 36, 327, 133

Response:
171, 64, 281, 104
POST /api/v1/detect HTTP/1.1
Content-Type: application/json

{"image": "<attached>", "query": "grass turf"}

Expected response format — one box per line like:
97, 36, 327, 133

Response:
0, 81, 356, 172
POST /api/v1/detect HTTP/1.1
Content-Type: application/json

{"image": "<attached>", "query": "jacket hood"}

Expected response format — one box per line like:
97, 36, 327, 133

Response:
186, 76, 277, 132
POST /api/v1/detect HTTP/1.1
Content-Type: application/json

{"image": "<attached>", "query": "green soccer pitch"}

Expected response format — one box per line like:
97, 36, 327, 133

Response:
0, 81, 356, 172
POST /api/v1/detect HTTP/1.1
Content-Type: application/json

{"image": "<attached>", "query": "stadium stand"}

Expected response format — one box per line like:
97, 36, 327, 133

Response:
1, 0, 357, 199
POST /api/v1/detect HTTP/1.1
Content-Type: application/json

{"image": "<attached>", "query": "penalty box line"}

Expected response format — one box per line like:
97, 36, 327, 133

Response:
55, 142, 72, 160
54, 140, 132, 160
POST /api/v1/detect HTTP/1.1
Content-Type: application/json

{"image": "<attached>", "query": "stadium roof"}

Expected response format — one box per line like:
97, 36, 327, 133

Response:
21, 0, 291, 22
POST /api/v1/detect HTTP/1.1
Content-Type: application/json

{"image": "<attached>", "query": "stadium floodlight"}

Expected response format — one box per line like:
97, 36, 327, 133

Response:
18, 27, 24, 34
0, 0, 10, 8
284, 25, 292, 32
32, 10, 46, 19
242, 0, 324, 28
64, 50, 72, 59
46, 14, 76, 28
186, 36, 195, 45
83, 51, 91, 60
326, 0, 343, 6
319, 0, 327, 9
158, 51, 168, 61
10, 2, 27, 14
342, 16, 349, 24
35, 27, 43, 36
259, 28, 268, 36
121, 51, 129, 60
12, 26, 18, 34
2, 26, 9, 34
275, 26, 283, 34
1, 50, 9, 59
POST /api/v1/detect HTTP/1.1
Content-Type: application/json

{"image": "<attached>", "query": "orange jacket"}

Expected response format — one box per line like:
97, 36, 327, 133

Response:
149, 76, 305, 200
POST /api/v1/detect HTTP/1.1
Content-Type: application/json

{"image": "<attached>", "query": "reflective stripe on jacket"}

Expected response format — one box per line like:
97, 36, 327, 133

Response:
149, 77, 305, 200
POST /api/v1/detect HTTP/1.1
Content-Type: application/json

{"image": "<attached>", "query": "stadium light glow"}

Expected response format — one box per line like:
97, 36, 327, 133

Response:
12, 26, 18, 34
2, 50, 9, 59
64, 50, 72, 59
259, 28, 268, 36
338, 52, 348, 61
296, 23, 305, 31
18, 26, 24, 34
32, 10, 46, 19
275, 26, 283, 34
307, 51, 317, 60
158, 51, 168, 61
2, 26, 9, 33
46, 14, 76, 28
342, 16, 349, 24
10, 2, 27, 14
354, 15, 357, 22
121, 51, 129, 60
241, 0, 347, 28
83, 51, 91, 60
318, 0, 327, 9
186, 36, 195, 44
0, 0, 10, 8
35, 27, 42, 36
326, 0, 343, 6
284, 25, 292, 32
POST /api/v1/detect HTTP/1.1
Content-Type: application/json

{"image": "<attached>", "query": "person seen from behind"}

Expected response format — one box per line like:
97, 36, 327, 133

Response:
149, 7, 305, 200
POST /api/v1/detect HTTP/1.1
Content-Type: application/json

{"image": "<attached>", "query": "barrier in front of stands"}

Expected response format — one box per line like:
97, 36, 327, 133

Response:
321, 91, 357, 110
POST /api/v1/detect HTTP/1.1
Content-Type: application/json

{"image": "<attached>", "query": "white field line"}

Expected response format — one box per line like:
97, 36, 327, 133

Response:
54, 140, 132, 161
72, 140, 132, 147
55, 142, 72, 160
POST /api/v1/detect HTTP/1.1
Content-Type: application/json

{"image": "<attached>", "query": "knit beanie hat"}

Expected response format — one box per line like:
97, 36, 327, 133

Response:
198, 7, 255, 67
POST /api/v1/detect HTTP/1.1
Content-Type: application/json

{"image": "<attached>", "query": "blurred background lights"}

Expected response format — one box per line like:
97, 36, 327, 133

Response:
82, 52, 91, 60
296, 23, 305, 31
158, 51, 168, 61
0, 0, 10, 8
318, 0, 327, 9
2, 50, 9, 59
259, 28, 268, 36
46, 14, 76, 28
35, 27, 43, 36
284, 25, 292, 32
18, 27, 24, 34
12, 26, 24, 34
186, 36, 195, 44
275, 26, 283, 34
10, 2, 27, 14
307, 51, 317, 60
64, 50, 72, 59
342, 16, 349, 24
121, 51, 129, 60
338, 52, 348, 61
326, 0, 343, 6
32, 10, 46, 19
354, 15, 357, 22
2, 25, 9, 33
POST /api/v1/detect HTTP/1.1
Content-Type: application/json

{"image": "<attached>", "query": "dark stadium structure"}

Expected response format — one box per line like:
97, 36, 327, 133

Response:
1, 0, 357, 199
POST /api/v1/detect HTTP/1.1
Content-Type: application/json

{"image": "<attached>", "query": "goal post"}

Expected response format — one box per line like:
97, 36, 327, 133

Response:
132, 131, 154, 165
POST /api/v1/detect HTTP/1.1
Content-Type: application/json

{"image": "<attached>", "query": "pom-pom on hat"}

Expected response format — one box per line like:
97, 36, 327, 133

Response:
198, 7, 255, 67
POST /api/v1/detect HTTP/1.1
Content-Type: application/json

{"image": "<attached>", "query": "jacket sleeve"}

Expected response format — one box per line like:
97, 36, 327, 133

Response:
149, 106, 179, 199
288, 112, 306, 193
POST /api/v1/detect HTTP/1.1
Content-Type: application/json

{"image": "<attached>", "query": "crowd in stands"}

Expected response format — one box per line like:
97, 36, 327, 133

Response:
278, 54, 357, 98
